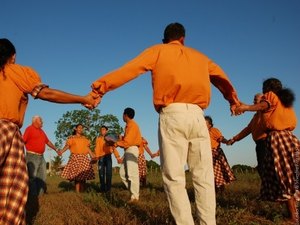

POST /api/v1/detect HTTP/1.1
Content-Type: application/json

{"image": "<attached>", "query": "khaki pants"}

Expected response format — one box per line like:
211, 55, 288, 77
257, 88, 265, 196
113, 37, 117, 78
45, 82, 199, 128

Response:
120, 146, 139, 200
159, 103, 216, 225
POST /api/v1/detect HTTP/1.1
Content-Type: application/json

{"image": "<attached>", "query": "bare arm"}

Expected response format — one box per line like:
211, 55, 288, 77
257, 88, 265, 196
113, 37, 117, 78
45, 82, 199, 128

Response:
47, 141, 58, 152
235, 101, 269, 114
36, 87, 98, 109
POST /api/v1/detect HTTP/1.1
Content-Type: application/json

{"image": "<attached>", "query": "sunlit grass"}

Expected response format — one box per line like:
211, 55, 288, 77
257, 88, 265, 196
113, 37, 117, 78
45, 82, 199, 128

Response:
26, 170, 294, 225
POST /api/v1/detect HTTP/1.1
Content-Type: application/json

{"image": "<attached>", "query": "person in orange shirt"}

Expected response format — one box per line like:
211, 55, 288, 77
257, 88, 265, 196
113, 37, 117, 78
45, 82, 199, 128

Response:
235, 78, 300, 223
205, 116, 236, 193
108, 108, 142, 202
23, 115, 60, 197
138, 137, 156, 187
94, 125, 121, 192
90, 23, 240, 224
59, 124, 95, 193
228, 93, 267, 180
0, 38, 96, 225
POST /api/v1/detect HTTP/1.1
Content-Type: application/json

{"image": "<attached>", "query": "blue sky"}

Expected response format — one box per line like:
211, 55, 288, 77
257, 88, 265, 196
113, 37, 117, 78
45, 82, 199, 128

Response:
1, 0, 299, 167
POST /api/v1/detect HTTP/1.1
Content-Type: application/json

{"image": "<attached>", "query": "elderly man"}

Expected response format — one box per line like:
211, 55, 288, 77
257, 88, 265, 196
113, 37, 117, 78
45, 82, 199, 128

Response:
23, 115, 59, 196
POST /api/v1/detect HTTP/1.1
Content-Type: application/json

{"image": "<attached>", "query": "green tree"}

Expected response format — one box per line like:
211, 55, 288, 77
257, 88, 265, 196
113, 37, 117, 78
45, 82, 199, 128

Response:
51, 155, 64, 175
54, 109, 123, 150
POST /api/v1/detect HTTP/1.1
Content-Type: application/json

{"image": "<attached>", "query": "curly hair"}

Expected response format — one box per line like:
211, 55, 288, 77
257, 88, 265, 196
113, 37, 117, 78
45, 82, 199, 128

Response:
263, 77, 295, 107
0, 39, 16, 75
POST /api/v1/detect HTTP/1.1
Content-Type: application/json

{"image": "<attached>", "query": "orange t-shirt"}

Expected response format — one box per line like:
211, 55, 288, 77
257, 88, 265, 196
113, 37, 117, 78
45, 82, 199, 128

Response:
0, 64, 46, 127
66, 135, 90, 154
94, 136, 113, 157
116, 119, 142, 149
263, 91, 297, 131
208, 127, 223, 149
91, 40, 239, 112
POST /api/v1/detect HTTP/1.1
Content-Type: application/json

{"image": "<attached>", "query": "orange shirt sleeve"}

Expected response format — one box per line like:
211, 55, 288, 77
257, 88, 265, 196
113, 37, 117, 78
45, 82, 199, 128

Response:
91, 41, 239, 112
209, 127, 223, 149
116, 120, 142, 149
263, 91, 297, 131
0, 64, 47, 127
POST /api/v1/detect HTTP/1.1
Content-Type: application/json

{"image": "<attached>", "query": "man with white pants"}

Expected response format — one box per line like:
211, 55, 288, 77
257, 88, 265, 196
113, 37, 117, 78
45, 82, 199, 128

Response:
91, 22, 240, 224
114, 108, 142, 202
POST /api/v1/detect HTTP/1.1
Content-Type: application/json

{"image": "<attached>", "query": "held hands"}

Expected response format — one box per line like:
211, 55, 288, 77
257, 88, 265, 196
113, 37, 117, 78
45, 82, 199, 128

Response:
226, 138, 236, 145
82, 92, 102, 110
231, 102, 249, 116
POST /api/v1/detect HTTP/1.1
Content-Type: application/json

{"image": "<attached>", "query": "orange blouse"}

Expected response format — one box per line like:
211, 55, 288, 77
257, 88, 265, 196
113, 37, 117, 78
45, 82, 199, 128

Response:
263, 91, 297, 131
0, 64, 46, 127
91, 40, 239, 112
66, 135, 90, 154
208, 127, 223, 149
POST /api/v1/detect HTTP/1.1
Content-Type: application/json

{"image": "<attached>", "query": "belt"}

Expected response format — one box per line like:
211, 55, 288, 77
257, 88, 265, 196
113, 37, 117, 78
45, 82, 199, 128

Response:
27, 151, 43, 156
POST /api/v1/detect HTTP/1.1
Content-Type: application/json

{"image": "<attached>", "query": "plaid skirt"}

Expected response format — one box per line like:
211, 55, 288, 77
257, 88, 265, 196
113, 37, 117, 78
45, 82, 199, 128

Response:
138, 154, 147, 178
0, 119, 28, 225
260, 130, 300, 201
61, 154, 95, 182
212, 148, 236, 188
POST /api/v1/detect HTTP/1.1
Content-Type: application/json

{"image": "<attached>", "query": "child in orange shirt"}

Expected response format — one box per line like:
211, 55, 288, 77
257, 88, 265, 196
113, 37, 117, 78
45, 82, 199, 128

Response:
59, 124, 95, 192
235, 77, 300, 223
205, 116, 236, 193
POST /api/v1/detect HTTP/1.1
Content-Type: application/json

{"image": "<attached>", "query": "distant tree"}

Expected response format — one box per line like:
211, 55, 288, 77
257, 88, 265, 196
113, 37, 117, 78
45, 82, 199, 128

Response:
54, 109, 123, 150
51, 155, 64, 174
147, 160, 160, 170
232, 164, 255, 173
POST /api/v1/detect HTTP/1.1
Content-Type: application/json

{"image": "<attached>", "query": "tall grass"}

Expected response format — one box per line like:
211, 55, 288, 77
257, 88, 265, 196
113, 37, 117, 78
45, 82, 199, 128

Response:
26, 170, 296, 225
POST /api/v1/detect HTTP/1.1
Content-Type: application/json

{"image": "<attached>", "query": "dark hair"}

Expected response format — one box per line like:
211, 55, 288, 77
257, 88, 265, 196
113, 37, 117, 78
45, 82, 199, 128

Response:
162, 22, 185, 44
0, 38, 16, 74
263, 77, 295, 107
101, 125, 108, 130
205, 116, 213, 127
124, 107, 135, 119
72, 123, 83, 135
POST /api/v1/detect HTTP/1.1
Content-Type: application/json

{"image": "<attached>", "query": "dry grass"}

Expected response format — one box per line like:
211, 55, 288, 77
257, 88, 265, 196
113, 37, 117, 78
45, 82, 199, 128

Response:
25, 170, 297, 225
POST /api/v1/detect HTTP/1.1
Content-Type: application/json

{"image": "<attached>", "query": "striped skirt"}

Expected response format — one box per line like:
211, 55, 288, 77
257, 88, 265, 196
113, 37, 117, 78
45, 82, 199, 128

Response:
260, 130, 300, 201
212, 148, 236, 188
61, 154, 95, 182
0, 119, 28, 225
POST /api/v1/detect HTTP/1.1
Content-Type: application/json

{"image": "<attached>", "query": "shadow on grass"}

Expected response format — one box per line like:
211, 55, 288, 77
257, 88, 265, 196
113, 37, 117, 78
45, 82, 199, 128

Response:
25, 195, 39, 225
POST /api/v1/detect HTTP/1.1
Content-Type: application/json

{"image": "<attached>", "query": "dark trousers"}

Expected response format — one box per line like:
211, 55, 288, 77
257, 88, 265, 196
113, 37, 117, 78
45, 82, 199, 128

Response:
98, 154, 112, 192
255, 139, 267, 179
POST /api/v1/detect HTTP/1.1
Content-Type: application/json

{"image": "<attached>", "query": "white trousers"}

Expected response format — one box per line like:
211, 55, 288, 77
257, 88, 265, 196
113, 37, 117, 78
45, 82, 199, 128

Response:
120, 146, 139, 200
159, 103, 216, 225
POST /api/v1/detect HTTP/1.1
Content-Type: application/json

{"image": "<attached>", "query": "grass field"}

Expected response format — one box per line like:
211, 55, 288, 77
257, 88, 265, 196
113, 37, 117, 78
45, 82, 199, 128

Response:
25, 170, 296, 225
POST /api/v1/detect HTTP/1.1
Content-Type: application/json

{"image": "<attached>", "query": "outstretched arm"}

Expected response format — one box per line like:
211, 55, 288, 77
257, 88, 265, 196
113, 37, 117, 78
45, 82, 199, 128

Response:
36, 87, 99, 109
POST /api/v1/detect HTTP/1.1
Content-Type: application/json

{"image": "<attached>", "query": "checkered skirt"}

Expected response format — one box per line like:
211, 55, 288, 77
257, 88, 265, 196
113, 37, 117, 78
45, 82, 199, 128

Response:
260, 130, 300, 201
0, 119, 28, 225
212, 148, 236, 188
61, 154, 95, 182
138, 154, 147, 179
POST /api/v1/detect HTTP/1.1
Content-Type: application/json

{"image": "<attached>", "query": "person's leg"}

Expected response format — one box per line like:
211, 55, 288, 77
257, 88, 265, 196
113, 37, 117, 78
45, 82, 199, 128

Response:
159, 104, 195, 225
98, 157, 105, 192
106, 154, 112, 192
286, 197, 298, 222
119, 158, 128, 189
36, 156, 47, 195
26, 154, 39, 196
125, 146, 139, 200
